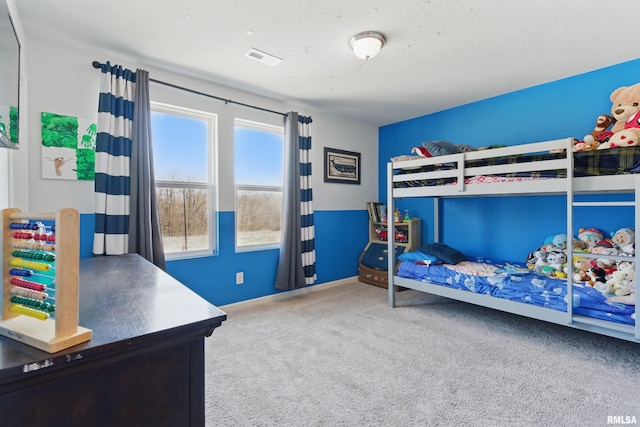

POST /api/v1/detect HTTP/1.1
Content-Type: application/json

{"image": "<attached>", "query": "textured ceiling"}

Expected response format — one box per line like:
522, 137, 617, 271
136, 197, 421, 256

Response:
15, 0, 640, 126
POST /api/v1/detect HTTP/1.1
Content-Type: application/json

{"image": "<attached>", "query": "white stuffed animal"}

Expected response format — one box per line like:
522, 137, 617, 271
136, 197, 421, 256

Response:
608, 268, 636, 305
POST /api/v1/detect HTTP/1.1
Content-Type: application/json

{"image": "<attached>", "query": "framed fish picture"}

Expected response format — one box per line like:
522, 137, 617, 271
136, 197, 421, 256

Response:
324, 147, 360, 184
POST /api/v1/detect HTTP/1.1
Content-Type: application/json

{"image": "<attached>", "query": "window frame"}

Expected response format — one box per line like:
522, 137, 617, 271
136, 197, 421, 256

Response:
151, 101, 218, 260
234, 118, 284, 252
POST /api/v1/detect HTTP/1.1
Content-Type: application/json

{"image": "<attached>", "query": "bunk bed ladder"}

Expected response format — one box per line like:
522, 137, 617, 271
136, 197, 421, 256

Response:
570, 174, 640, 341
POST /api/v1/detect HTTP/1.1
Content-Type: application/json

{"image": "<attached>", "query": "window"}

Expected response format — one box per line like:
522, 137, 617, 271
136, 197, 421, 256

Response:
151, 102, 217, 258
234, 119, 284, 250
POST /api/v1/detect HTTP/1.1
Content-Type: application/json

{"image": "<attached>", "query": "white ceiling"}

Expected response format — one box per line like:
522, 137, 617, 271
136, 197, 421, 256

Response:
15, 0, 640, 127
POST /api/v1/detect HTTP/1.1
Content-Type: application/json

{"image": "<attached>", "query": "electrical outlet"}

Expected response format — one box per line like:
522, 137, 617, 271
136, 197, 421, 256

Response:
236, 272, 244, 285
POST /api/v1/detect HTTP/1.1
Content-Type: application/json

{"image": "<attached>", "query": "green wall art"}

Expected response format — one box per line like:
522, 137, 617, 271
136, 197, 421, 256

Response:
41, 112, 96, 180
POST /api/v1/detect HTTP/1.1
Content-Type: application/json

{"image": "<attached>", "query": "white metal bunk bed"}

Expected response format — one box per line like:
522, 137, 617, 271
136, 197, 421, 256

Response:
386, 137, 640, 343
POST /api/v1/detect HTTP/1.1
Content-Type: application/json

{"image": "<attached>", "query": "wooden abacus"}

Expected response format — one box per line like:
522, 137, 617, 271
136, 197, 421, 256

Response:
0, 208, 92, 353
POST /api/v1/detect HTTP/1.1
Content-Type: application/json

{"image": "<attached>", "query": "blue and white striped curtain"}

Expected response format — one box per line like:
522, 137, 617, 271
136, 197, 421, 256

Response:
299, 116, 316, 284
275, 112, 316, 289
93, 62, 135, 255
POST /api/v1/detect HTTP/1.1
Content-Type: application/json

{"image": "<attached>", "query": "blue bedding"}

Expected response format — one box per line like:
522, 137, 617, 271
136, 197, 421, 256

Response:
397, 257, 635, 326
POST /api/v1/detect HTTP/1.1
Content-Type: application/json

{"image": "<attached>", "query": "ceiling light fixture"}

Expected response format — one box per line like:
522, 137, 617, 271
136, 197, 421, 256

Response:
349, 31, 386, 60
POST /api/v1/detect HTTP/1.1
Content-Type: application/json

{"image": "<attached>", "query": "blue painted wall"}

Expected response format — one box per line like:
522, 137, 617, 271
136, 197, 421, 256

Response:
379, 59, 640, 262
80, 210, 369, 306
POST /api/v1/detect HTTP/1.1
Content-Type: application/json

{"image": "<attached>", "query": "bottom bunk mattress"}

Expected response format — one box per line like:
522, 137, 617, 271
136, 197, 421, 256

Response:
397, 257, 635, 326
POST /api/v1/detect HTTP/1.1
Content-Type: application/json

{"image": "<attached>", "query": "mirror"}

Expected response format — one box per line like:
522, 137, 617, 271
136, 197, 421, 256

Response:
0, 0, 20, 149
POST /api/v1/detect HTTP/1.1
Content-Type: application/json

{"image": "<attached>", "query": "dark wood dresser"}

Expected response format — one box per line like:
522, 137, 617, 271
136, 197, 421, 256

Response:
0, 254, 226, 427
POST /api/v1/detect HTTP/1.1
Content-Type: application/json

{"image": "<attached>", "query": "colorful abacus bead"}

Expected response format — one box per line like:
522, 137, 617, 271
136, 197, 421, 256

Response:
42, 302, 55, 312
10, 304, 50, 320
9, 296, 55, 312
9, 222, 39, 230
13, 250, 52, 261
10, 286, 48, 300
10, 277, 47, 292
11, 295, 39, 307
12, 232, 33, 240
9, 268, 33, 277
10, 258, 51, 271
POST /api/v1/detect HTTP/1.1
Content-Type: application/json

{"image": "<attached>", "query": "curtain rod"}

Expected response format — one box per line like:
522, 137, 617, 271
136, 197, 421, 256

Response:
91, 61, 287, 117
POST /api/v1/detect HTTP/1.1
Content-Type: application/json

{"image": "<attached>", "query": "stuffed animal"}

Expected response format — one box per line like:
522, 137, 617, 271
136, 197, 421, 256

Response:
616, 259, 635, 272
573, 238, 588, 252
582, 114, 616, 146
526, 247, 548, 274
599, 83, 640, 149
608, 268, 636, 305
605, 270, 629, 296
528, 244, 567, 275
573, 256, 592, 282
413, 140, 462, 158
611, 227, 635, 256
546, 250, 567, 271
586, 265, 607, 287
578, 227, 604, 249
411, 146, 432, 158
590, 239, 619, 271
543, 233, 568, 250
621, 244, 635, 257
573, 139, 586, 152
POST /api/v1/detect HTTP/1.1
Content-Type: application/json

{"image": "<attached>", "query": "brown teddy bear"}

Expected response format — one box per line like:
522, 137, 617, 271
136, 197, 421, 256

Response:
599, 83, 640, 149
582, 114, 616, 148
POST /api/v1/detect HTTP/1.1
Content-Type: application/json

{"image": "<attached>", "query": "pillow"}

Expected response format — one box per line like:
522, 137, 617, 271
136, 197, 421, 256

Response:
419, 242, 467, 264
421, 140, 462, 157
398, 250, 440, 265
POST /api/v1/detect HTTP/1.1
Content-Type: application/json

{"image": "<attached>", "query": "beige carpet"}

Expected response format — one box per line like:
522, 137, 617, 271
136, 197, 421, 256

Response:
205, 280, 640, 426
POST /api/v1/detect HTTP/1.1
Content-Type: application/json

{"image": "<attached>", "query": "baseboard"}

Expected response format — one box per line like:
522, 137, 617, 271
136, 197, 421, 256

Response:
219, 276, 358, 312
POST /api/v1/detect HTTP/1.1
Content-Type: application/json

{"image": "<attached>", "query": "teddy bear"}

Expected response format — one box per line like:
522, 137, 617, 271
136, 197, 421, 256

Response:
607, 269, 636, 305
605, 270, 628, 296
598, 83, 640, 149
581, 114, 616, 147
611, 227, 635, 256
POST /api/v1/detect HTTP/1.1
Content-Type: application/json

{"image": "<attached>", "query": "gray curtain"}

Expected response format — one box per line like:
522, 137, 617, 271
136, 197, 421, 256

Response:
275, 112, 316, 290
128, 69, 166, 270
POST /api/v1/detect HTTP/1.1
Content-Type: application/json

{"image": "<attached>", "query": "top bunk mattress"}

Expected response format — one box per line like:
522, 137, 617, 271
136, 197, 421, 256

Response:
391, 141, 640, 194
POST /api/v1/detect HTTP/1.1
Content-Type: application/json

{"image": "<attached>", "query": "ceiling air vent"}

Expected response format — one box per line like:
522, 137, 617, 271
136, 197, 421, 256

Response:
245, 48, 282, 66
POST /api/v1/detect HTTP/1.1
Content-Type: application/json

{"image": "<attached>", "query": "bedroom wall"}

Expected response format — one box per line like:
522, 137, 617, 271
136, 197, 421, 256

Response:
379, 58, 640, 262
14, 33, 377, 306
